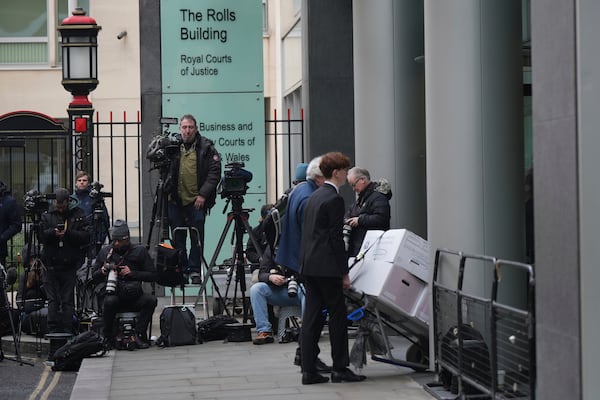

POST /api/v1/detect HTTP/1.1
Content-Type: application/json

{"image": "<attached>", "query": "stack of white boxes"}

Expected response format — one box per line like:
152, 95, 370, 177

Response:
348, 229, 431, 325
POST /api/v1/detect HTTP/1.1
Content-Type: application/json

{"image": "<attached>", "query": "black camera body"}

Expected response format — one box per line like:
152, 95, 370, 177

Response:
146, 117, 182, 170
23, 190, 55, 216
220, 162, 252, 199
89, 181, 113, 201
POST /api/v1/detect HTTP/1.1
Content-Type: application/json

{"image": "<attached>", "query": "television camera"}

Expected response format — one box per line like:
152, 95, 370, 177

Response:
88, 181, 113, 201
23, 190, 56, 216
146, 117, 181, 171
220, 162, 253, 200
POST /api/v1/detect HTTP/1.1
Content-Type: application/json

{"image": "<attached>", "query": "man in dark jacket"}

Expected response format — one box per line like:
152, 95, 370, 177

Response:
345, 167, 392, 257
0, 180, 22, 268
73, 171, 110, 256
299, 152, 366, 385
38, 188, 90, 334
167, 114, 221, 284
92, 220, 157, 349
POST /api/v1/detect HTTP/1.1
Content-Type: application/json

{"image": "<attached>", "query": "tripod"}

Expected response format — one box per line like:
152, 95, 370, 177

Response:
0, 264, 33, 366
194, 196, 263, 323
20, 212, 47, 356
78, 196, 111, 317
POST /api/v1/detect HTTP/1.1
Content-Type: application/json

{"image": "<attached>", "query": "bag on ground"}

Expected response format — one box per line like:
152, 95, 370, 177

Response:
156, 306, 197, 347
196, 315, 238, 343
51, 330, 106, 371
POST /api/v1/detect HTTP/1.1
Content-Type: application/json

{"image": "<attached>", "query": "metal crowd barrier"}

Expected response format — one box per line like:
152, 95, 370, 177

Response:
425, 249, 535, 400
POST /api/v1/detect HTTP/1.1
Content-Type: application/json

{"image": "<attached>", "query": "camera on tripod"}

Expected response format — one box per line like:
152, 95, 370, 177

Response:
89, 181, 113, 201
146, 117, 182, 170
220, 162, 253, 199
23, 190, 55, 216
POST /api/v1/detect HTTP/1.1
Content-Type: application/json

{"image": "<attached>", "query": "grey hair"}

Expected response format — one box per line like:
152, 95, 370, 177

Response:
348, 167, 370, 181
306, 156, 323, 179
180, 114, 197, 126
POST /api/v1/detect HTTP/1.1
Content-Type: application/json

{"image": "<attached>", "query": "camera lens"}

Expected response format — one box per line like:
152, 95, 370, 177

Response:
287, 277, 298, 298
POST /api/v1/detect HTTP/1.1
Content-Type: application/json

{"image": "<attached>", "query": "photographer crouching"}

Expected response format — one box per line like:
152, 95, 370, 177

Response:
92, 220, 157, 349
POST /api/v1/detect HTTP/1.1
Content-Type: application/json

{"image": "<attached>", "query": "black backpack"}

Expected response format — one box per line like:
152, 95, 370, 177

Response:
156, 306, 197, 347
196, 315, 238, 343
51, 331, 107, 371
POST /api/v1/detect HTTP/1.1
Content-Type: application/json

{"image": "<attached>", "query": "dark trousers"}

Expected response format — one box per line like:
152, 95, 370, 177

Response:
167, 202, 205, 274
43, 269, 76, 333
300, 275, 349, 373
102, 293, 157, 339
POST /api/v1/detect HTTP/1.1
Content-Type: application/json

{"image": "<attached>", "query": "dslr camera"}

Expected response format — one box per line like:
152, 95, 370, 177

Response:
342, 222, 353, 252
220, 162, 253, 199
287, 276, 299, 298
105, 263, 121, 294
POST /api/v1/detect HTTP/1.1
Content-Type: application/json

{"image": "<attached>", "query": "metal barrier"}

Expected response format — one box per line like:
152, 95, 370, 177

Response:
427, 249, 536, 400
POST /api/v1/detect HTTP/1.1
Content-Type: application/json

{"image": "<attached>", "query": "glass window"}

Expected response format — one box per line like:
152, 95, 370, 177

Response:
0, 0, 89, 66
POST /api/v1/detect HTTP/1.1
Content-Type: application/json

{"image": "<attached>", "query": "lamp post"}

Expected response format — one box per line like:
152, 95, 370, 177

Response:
58, 7, 101, 175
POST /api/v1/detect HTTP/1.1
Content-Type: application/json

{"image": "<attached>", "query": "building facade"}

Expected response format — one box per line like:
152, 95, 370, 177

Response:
1, 1, 597, 398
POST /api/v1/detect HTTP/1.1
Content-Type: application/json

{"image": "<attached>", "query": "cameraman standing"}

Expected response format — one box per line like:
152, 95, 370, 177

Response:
92, 220, 157, 349
73, 171, 110, 255
39, 188, 90, 334
167, 114, 221, 284
0, 180, 22, 268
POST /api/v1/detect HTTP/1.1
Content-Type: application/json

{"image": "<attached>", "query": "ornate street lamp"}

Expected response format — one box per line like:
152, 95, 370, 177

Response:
58, 7, 101, 175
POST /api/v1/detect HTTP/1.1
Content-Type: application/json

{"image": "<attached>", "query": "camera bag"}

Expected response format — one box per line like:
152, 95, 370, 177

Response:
155, 242, 186, 287
156, 305, 197, 347
196, 314, 239, 343
50, 330, 107, 371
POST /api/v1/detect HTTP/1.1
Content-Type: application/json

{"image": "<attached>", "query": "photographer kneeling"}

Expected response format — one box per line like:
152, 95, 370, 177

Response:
92, 220, 157, 349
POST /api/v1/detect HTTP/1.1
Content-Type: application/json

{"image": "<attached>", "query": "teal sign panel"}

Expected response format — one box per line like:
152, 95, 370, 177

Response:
161, 0, 263, 93
160, 0, 265, 268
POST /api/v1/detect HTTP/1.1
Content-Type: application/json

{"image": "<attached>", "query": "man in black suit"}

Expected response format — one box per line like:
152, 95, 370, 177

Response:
299, 152, 366, 385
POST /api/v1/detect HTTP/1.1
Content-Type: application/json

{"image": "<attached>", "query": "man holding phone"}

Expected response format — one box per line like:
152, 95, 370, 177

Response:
39, 188, 90, 334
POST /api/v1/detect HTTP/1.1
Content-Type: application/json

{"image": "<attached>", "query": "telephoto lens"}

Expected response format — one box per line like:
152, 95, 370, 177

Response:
105, 264, 118, 294
342, 223, 352, 251
287, 277, 298, 297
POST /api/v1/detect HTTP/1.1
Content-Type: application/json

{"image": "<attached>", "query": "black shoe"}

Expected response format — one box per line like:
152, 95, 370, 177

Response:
102, 337, 114, 351
315, 358, 332, 373
294, 348, 331, 372
134, 334, 150, 349
190, 273, 202, 285
302, 372, 329, 385
331, 368, 366, 383
294, 347, 301, 366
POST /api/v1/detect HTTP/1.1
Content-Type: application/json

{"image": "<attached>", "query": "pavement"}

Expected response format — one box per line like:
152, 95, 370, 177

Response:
6, 295, 439, 400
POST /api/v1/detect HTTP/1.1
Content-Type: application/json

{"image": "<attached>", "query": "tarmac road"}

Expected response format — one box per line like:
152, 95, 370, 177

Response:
1, 343, 77, 400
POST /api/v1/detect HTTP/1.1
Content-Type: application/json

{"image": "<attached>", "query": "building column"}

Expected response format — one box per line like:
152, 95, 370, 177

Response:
301, 0, 354, 168
353, 0, 426, 237
425, 0, 524, 297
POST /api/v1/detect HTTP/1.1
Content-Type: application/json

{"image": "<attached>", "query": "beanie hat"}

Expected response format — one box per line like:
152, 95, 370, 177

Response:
294, 163, 309, 183
111, 219, 130, 240
54, 187, 70, 203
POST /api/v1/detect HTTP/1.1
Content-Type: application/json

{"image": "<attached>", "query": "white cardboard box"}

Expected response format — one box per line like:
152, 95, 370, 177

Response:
414, 288, 431, 325
357, 229, 431, 282
350, 258, 428, 318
